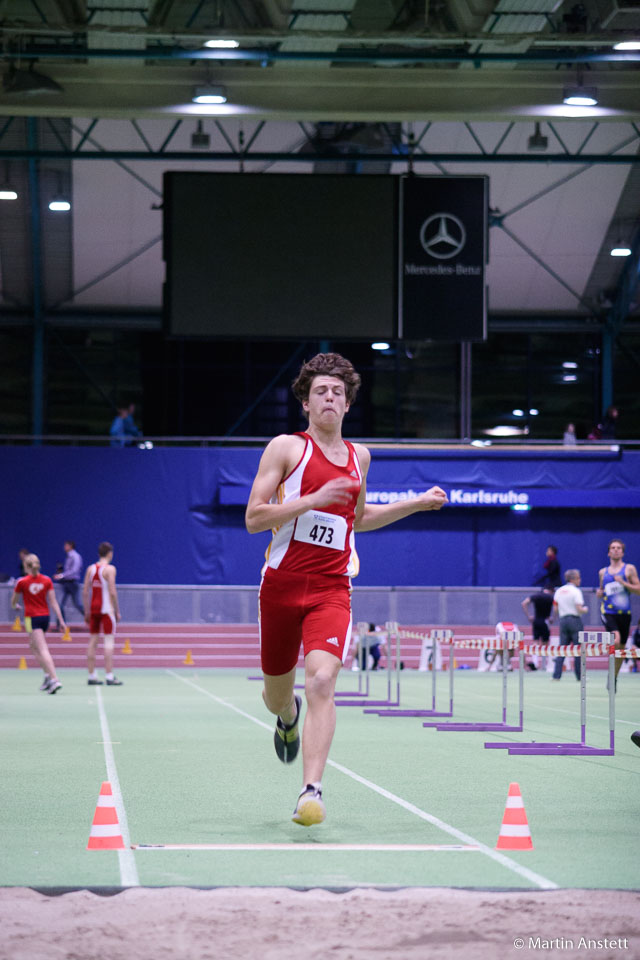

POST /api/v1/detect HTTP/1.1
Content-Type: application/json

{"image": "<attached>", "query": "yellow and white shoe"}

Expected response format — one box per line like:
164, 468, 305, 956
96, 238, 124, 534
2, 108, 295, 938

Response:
292, 785, 326, 827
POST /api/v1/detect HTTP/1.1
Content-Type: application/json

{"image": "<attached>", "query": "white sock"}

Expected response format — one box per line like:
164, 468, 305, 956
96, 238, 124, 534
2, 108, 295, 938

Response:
88, 671, 99, 679
105, 672, 114, 681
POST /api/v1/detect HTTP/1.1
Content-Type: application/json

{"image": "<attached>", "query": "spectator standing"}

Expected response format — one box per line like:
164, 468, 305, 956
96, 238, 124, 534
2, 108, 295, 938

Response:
588, 405, 619, 442
17, 548, 30, 579
534, 545, 562, 590
355, 623, 387, 671
53, 540, 84, 628
562, 423, 577, 445
521, 588, 554, 671
552, 570, 588, 681
109, 403, 141, 447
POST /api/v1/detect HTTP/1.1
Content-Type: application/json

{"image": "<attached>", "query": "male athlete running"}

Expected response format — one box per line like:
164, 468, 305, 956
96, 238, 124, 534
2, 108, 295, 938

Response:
246, 352, 447, 826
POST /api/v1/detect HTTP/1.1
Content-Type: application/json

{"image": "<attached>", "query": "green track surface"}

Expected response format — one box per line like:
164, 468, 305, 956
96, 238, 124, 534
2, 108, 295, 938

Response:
2, 667, 639, 890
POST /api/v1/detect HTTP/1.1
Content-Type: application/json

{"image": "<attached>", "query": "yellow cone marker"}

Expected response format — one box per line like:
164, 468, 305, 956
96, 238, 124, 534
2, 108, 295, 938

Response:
183, 649, 194, 666
122, 638, 132, 654
12, 616, 22, 632
61, 626, 72, 642
18, 656, 27, 670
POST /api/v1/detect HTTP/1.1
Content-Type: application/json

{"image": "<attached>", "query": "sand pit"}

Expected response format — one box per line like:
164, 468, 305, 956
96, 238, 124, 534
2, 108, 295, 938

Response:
1, 886, 639, 960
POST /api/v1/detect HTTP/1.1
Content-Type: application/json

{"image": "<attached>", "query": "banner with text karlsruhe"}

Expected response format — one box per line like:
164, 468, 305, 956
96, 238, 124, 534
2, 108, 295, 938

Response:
399, 175, 488, 341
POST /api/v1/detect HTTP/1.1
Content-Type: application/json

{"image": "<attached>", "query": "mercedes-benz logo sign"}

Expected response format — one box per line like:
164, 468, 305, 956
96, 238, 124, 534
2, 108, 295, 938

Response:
420, 213, 466, 260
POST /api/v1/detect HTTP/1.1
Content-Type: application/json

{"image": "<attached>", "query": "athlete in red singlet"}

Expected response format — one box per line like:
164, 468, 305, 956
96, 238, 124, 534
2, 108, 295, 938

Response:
11, 553, 66, 694
82, 541, 123, 686
246, 352, 447, 827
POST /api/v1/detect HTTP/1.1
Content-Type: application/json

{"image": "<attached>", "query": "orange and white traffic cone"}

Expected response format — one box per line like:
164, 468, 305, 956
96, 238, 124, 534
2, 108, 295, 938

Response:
496, 782, 533, 850
87, 782, 125, 850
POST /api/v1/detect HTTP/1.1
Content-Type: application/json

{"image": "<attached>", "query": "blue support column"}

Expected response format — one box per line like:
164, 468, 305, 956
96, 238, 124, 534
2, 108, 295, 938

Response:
601, 325, 614, 415
27, 117, 44, 443
601, 225, 640, 416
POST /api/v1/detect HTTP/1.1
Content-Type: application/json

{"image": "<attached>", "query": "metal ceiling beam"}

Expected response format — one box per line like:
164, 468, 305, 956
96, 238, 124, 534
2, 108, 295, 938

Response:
2, 43, 640, 62
1, 149, 639, 163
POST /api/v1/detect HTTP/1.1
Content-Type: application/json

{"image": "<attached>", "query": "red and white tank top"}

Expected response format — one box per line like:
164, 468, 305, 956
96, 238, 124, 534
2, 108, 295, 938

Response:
263, 432, 363, 578
15, 574, 52, 618
88, 561, 114, 615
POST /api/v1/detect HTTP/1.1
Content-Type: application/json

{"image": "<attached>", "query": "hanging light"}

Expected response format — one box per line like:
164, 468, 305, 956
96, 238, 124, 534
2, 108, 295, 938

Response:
203, 39, 239, 49
192, 84, 227, 104
613, 40, 640, 50
562, 84, 598, 106
48, 172, 71, 212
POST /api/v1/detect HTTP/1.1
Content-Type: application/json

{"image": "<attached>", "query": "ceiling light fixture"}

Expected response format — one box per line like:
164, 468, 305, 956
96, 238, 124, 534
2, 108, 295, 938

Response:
483, 425, 527, 437
610, 245, 632, 257
192, 84, 227, 104
562, 84, 598, 106
371, 342, 390, 351
562, 361, 578, 369
512, 408, 525, 417
203, 39, 239, 48
613, 40, 640, 50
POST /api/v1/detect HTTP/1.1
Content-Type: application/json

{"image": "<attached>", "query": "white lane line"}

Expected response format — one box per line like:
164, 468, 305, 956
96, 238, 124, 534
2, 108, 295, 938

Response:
166, 670, 557, 891
95, 687, 139, 887
132, 843, 478, 851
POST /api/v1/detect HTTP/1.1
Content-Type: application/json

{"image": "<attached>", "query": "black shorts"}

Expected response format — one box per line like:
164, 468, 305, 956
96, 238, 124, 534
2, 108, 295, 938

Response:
601, 612, 631, 646
26, 615, 50, 633
532, 619, 550, 643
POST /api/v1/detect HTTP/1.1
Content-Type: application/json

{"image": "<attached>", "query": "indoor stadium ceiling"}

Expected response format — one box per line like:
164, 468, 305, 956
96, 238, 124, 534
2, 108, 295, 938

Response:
0, 0, 639, 121
0, 0, 639, 323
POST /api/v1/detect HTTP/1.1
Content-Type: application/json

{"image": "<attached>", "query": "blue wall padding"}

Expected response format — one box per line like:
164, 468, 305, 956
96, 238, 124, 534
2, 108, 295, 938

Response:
1, 446, 638, 587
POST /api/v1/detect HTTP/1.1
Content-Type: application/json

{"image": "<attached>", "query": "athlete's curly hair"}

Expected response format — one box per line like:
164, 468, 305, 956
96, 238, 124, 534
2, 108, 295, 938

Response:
291, 352, 361, 407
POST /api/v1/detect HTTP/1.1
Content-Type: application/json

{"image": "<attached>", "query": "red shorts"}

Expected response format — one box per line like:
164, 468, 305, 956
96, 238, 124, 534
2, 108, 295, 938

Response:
259, 567, 352, 676
89, 613, 116, 636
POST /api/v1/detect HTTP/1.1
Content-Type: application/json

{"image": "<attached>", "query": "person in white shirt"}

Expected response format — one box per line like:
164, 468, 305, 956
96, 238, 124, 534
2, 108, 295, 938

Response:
552, 569, 588, 681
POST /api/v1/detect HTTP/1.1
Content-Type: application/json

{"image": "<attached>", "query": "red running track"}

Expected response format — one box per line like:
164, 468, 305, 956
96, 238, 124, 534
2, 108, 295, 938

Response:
0, 622, 611, 671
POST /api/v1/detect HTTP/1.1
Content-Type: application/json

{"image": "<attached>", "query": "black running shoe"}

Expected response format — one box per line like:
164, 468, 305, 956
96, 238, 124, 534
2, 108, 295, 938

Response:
274, 694, 301, 763
631, 731, 640, 749
87, 678, 104, 685
106, 677, 123, 686
39, 676, 52, 692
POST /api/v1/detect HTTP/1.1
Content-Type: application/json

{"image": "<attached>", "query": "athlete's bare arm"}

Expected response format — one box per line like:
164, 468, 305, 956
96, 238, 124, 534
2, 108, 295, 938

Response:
353, 444, 448, 533
596, 566, 606, 597
47, 587, 66, 631
82, 566, 92, 622
104, 564, 121, 621
615, 563, 640, 594
245, 434, 358, 535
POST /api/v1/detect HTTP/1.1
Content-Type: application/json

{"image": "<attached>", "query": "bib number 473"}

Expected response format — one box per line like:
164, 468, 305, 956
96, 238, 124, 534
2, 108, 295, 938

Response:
309, 524, 334, 545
